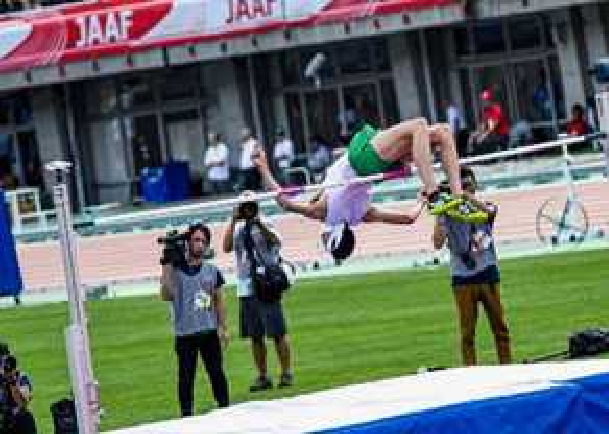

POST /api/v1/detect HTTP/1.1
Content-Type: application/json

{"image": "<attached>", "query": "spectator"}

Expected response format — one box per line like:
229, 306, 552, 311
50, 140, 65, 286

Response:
566, 103, 589, 136
222, 193, 293, 392
238, 128, 260, 191
440, 99, 464, 136
204, 132, 230, 195
160, 223, 230, 416
508, 119, 533, 149
307, 135, 332, 182
272, 128, 295, 184
433, 167, 511, 366
0, 344, 37, 434
467, 90, 510, 155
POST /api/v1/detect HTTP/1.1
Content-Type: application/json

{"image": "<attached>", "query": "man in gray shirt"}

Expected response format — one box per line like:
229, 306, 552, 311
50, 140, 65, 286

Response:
433, 167, 511, 366
222, 193, 293, 392
160, 223, 229, 416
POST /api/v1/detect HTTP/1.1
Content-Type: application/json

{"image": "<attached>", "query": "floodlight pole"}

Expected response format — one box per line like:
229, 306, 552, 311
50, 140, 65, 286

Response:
46, 161, 100, 434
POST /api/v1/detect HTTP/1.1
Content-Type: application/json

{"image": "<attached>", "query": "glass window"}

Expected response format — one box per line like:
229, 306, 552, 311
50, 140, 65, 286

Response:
543, 16, 555, 48
549, 55, 566, 120
163, 109, 203, 171
159, 67, 198, 102
454, 26, 471, 57
89, 119, 130, 204
473, 20, 506, 54
513, 60, 552, 122
16, 131, 42, 189
373, 39, 391, 72
0, 134, 16, 186
380, 80, 400, 127
305, 90, 340, 148
279, 51, 301, 86
343, 83, 380, 133
13, 94, 32, 126
86, 78, 117, 115
336, 41, 372, 74
459, 68, 475, 129
509, 17, 542, 51
284, 93, 306, 155
120, 75, 155, 109
124, 115, 162, 176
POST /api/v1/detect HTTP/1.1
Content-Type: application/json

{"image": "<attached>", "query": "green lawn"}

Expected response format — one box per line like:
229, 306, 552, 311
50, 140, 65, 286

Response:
2, 249, 609, 432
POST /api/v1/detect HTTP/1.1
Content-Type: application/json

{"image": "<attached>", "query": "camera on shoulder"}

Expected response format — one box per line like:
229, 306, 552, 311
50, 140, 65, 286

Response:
157, 230, 187, 266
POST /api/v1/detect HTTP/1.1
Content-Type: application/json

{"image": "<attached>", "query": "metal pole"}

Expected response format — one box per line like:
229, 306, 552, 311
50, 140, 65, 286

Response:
47, 161, 100, 434
595, 90, 609, 179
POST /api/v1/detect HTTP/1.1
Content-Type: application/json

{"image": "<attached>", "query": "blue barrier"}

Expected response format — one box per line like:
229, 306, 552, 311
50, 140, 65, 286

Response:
140, 162, 189, 203
0, 189, 23, 297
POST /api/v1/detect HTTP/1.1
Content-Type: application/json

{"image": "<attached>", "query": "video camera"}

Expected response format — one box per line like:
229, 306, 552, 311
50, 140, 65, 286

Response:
157, 230, 187, 266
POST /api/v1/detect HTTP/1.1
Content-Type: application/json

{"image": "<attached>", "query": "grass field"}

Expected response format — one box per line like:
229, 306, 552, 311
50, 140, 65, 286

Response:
2, 249, 609, 432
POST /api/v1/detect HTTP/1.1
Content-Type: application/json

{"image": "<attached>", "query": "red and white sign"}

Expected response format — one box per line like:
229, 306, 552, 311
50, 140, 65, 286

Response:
0, 0, 457, 73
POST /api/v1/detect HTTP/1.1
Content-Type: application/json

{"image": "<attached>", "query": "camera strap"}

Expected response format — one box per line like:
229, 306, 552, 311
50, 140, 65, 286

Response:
243, 222, 262, 275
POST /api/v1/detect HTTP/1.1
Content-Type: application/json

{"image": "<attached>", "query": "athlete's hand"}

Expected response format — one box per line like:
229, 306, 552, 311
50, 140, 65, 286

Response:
252, 148, 269, 171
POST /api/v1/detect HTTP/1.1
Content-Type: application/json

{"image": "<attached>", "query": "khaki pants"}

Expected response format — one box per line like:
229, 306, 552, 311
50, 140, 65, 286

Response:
453, 283, 512, 366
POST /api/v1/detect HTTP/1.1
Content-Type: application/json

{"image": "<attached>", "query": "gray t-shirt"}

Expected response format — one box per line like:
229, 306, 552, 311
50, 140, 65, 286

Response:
171, 262, 225, 337
232, 221, 280, 297
439, 209, 499, 285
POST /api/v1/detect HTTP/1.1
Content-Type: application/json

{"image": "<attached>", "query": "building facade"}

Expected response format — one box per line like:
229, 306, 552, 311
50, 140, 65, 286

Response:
0, 0, 607, 208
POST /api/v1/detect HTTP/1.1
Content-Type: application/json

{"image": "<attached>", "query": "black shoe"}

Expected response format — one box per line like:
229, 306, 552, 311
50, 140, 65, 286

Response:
278, 373, 293, 388
249, 377, 273, 392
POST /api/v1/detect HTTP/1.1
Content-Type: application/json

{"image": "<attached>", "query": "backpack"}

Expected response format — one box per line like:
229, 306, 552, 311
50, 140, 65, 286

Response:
243, 222, 292, 303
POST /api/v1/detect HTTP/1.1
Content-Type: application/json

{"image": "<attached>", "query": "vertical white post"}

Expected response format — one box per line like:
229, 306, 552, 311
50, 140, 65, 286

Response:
595, 90, 609, 179
47, 161, 100, 434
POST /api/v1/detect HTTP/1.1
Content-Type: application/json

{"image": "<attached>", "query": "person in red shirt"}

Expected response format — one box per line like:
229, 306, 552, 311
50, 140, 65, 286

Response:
467, 90, 510, 156
566, 104, 589, 136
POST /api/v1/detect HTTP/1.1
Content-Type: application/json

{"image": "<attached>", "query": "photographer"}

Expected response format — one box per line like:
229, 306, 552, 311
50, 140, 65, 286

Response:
433, 167, 511, 366
0, 344, 37, 434
222, 192, 293, 392
160, 223, 230, 416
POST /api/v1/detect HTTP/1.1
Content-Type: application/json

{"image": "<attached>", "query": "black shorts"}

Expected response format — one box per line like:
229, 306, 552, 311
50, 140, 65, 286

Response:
239, 296, 287, 339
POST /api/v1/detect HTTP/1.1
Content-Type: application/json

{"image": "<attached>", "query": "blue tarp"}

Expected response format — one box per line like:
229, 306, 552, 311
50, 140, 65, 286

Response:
0, 189, 23, 297
319, 372, 609, 434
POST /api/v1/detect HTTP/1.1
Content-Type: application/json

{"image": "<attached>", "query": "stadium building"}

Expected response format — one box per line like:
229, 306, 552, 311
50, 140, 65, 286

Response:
0, 0, 607, 209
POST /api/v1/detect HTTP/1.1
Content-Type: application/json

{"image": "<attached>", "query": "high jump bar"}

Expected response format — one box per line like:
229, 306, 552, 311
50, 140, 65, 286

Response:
95, 132, 606, 225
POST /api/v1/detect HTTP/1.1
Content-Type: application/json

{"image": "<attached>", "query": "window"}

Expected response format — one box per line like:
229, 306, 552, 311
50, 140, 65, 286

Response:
120, 75, 155, 109
337, 41, 372, 74
380, 80, 399, 126
159, 67, 198, 102
473, 20, 506, 54
513, 60, 552, 122
85, 78, 117, 115
373, 39, 391, 72
454, 26, 471, 57
305, 90, 340, 147
509, 17, 542, 51
280, 51, 301, 86
285, 93, 306, 154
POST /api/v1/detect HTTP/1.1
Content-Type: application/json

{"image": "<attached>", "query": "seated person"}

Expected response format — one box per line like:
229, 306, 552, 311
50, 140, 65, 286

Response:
467, 90, 510, 155
566, 103, 589, 136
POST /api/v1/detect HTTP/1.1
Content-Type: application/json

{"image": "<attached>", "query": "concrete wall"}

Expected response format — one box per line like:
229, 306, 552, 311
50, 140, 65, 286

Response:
550, 9, 587, 113
388, 32, 425, 119
201, 59, 250, 166
31, 87, 68, 196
